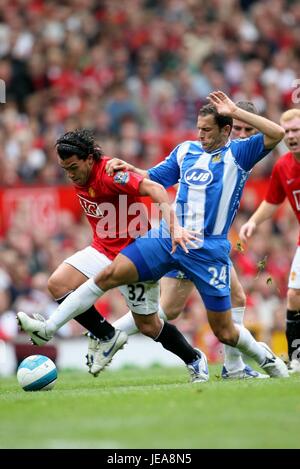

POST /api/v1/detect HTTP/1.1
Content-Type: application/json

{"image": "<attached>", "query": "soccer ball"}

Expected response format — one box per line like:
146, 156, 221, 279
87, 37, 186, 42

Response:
17, 355, 57, 391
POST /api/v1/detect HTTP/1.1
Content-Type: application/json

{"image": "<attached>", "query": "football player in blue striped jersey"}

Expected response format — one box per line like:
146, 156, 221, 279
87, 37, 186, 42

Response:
112, 101, 269, 379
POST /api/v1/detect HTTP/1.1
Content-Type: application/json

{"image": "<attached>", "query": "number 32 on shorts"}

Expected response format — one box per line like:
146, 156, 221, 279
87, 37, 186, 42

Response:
127, 284, 146, 302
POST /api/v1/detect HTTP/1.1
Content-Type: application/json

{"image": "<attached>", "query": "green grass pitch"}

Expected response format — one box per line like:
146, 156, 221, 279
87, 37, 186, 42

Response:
1, 365, 300, 449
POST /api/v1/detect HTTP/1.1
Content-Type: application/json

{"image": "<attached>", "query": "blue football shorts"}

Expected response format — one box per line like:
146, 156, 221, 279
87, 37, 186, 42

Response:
121, 228, 232, 312
164, 270, 190, 280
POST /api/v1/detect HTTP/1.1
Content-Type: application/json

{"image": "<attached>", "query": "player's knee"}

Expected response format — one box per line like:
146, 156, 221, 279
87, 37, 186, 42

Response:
231, 288, 246, 308
231, 285, 246, 308
163, 303, 182, 320
214, 326, 236, 345
137, 322, 156, 337
135, 315, 161, 338
48, 274, 66, 299
96, 265, 119, 290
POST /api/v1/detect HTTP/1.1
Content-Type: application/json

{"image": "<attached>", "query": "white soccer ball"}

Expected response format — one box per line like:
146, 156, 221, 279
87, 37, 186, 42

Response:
17, 355, 57, 391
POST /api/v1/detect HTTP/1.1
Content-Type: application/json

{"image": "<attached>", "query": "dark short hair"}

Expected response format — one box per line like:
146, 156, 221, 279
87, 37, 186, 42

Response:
198, 104, 233, 130
236, 100, 258, 114
56, 129, 103, 161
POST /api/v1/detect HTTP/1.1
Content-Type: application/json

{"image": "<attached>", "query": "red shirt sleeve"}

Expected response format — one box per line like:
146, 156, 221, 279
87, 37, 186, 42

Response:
98, 166, 144, 196
265, 163, 286, 205
107, 170, 143, 195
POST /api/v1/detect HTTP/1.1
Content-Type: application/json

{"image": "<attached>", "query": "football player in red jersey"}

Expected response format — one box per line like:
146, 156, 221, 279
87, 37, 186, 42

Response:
240, 109, 300, 373
18, 129, 208, 382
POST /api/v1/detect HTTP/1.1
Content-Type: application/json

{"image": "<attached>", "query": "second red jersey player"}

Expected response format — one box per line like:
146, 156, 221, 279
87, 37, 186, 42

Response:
239, 109, 300, 372
265, 152, 300, 244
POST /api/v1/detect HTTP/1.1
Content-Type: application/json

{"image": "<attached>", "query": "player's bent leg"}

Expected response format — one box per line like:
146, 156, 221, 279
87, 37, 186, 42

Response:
18, 254, 117, 350
133, 312, 162, 338
160, 277, 194, 320
206, 304, 288, 378
122, 275, 209, 385
17, 254, 128, 348
49, 263, 115, 351
223, 267, 266, 378
25, 252, 138, 363
109, 275, 193, 335
86, 314, 161, 377
132, 312, 209, 383
235, 326, 289, 378
48, 263, 87, 299
95, 254, 140, 290
207, 308, 239, 346
89, 279, 161, 376
17, 263, 87, 345
124, 280, 208, 382
213, 314, 288, 378
153, 319, 209, 384
158, 277, 209, 382
230, 267, 247, 308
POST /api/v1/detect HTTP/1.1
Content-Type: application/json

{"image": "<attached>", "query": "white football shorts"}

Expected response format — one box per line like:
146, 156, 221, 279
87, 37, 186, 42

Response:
64, 246, 159, 315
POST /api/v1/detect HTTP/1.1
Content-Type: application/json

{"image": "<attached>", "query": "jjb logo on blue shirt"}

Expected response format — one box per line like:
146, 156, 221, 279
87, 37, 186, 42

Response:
184, 168, 213, 186
148, 135, 270, 237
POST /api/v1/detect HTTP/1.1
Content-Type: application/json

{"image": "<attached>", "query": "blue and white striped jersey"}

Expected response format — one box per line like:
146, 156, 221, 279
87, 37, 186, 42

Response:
148, 133, 270, 239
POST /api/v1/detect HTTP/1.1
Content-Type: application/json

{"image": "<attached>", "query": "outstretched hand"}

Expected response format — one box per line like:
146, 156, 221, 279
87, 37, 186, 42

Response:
207, 91, 238, 116
105, 158, 133, 176
171, 227, 201, 254
239, 220, 257, 243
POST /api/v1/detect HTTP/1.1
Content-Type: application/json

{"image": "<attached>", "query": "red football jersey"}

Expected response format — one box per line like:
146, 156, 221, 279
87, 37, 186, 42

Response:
265, 152, 300, 244
74, 156, 149, 259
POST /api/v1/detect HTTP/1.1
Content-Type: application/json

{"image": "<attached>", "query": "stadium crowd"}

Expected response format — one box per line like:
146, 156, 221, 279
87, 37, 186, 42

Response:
1, 0, 300, 361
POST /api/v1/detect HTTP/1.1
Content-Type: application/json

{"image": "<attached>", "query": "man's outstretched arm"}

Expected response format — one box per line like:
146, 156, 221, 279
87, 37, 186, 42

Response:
239, 200, 278, 243
208, 91, 285, 149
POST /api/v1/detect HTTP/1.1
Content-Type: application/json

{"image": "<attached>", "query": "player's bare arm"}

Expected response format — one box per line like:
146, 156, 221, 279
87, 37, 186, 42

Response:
106, 158, 148, 178
208, 90, 285, 149
239, 200, 278, 243
138, 178, 199, 253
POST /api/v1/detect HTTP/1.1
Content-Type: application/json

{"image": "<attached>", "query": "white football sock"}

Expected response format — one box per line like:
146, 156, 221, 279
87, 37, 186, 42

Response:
46, 278, 104, 334
112, 304, 168, 336
158, 305, 168, 321
224, 307, 246, 372
235, 324, 266, 365
113, 311, 138, 336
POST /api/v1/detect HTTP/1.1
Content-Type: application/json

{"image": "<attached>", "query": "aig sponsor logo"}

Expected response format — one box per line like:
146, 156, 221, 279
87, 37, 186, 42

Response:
78, 195, 104, 218
184, 168, 213, 186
